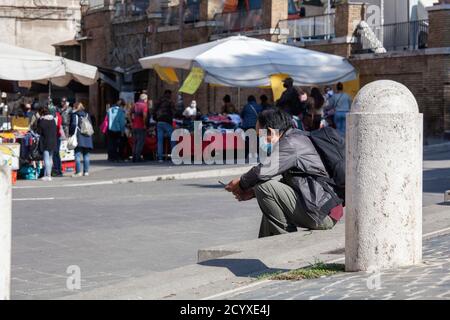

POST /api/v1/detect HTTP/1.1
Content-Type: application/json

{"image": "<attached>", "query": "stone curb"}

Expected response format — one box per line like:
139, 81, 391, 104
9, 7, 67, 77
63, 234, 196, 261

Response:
13, 165, 252, 189
423, 142, 450, 153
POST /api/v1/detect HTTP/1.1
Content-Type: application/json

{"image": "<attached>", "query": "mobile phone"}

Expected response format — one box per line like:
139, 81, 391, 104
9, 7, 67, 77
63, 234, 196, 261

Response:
218, 180, 227, 187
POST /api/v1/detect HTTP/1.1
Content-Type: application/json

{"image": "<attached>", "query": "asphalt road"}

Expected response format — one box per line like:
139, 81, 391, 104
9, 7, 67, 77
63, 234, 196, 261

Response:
10, 149, 450, 299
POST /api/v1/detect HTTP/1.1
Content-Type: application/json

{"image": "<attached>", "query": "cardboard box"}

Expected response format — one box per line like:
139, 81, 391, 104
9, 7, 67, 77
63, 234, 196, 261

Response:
0, 143, 20, 170
60, 140, 75, 162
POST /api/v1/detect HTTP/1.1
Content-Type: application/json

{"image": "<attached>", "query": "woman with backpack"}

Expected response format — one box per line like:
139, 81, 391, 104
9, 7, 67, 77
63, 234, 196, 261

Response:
36, 107, 57, 181
69, 102, 94, 177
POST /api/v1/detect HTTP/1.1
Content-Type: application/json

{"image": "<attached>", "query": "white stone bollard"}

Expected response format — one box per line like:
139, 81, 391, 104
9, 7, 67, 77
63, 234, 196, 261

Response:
0, 164, 11, 299
345, 80, 423, 272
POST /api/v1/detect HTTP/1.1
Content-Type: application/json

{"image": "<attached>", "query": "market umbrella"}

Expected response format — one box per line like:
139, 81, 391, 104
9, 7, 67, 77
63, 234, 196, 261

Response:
139, 35, 356, 88
0, 42, 99, 86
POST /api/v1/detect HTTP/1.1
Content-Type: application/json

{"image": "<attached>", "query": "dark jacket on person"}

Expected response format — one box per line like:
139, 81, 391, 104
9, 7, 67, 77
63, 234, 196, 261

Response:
239, 128, 341, 224
37, 115, 57, 152
240, 101, 262, 129
276, 87, 303, 116
153, 96, 175, 124
59, 106, 72, 137
69, 110, 94, 149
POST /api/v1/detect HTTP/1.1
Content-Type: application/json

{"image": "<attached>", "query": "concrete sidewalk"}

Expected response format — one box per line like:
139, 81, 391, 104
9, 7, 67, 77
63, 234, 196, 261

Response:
220, 233, 450, 300
64, 203, 450, 300
14, 153, 252, 188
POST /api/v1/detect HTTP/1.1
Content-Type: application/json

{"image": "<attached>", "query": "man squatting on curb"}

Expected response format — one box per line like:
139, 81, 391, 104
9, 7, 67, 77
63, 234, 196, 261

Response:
226, 110, 344, 238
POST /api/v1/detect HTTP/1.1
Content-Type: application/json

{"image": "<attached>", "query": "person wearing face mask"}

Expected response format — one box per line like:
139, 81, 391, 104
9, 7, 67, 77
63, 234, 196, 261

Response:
182, 100, 197, 120
225, 110, 343, 238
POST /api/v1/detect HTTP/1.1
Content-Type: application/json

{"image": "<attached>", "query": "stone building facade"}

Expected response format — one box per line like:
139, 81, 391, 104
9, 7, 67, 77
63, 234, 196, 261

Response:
81, 0, 450, 139
0, 0, 82, 54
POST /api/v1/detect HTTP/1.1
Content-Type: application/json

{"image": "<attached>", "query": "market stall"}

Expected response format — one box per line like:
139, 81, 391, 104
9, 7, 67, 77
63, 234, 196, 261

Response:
0, 42, 99, 180
139, 35, 356, 159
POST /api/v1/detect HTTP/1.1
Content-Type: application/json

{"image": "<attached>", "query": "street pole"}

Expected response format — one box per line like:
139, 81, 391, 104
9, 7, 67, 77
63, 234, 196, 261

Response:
345, 80, 423, 272
179, 1, 185, 87
0, 164, 12, 300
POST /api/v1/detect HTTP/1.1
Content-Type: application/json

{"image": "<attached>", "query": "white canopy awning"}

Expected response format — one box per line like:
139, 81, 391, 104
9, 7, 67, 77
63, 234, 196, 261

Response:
0, 42, 99, 87
139, 35, 357, 87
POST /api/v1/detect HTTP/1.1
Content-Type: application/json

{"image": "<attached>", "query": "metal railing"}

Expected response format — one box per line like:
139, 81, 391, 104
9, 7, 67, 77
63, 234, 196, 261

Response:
213, 9, 264, 35
277, 14, 335, 43
113, 0, 151, 17
160, 3, 201, 26
355, 20, 429, 53
87, 0, 105, 10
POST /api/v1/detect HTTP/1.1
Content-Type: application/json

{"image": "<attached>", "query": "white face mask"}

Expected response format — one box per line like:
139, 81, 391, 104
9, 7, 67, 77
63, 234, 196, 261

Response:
259, 135, 272, 155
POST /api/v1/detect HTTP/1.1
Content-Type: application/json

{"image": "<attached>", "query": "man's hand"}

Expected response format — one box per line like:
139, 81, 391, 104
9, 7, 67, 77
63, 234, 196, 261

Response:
225, 178, 241, 194
235, 189, 255, 202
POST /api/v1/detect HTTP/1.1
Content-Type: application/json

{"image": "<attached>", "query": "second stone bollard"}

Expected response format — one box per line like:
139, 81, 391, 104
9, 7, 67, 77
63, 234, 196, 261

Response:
345, 80, 423, 272
0, 164, 11, 300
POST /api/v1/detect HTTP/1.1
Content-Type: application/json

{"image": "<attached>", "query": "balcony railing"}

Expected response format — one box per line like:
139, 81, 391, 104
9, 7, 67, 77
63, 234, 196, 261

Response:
160, 3, 201, 26
213, 9, 264, 35
355, 20, 429, 53
277, 14, 335, 43
88, 0, 105, 10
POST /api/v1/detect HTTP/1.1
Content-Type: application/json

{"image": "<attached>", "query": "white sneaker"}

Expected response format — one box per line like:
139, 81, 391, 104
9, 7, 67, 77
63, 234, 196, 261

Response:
83, 172, 89, 177
41, 176, 52, 182
72, 173, 82, 178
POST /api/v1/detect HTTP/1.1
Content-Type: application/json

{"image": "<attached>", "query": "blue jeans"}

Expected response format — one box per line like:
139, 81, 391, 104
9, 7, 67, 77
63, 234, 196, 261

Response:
43, 150, 53, 177
75, 147, 90, 174
132, 128, 146, 162
52, 137, 62, 175
157, 122, 176, 160
334, 111, 348, 137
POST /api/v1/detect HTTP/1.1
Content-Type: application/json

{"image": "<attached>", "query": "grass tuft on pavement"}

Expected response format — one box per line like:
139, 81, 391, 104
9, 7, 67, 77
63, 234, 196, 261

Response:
257, 262, 345, 281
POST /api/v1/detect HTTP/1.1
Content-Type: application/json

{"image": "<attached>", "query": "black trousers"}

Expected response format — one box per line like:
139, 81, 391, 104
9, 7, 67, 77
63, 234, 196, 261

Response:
107, 130, 122, 161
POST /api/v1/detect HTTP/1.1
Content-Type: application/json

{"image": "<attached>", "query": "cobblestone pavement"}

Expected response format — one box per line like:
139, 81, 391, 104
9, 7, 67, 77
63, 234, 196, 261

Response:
224, 233, 450, 300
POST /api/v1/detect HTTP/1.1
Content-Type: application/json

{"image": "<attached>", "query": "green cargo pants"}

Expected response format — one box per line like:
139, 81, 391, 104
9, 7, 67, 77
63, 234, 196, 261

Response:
255, 180, 335, 238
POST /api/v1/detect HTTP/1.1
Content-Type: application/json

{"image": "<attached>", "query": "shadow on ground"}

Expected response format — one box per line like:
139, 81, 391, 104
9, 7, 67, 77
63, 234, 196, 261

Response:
198, 258, 289, 277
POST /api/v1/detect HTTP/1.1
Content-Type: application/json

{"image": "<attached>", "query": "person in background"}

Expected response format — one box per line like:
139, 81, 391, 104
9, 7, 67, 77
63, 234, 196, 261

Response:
153, 90, 176, 163
260, 95, 275, 111
276, 77, 302, 116
0, 92, 9, 116
183, 100, 197, 120
37, 107, 57, 181
175, 93, 185, 118
221, 95, 237, 115
23, 103, 33, 119
328, 82, 353, 136
131, 94, 149, 163
241, 95, 263, 161
70, 102, 93, 177
30, 107, 41, 132
107, 99, 126, 162
49, 104, 65, 177
324, 86, 334, 99
307, 87, 325, 131
58, 97, 72, 138
240, 95, 262, 130
321, 86, 336, 129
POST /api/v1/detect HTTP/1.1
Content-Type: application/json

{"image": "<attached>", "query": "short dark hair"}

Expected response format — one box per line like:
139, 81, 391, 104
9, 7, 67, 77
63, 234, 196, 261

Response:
283, 77, 294, 87
164, 89, 172, 96
223, 95, 231, 103
247, 95, 256, 103
257, 110, 293, 134
260, 94, 268, 103
337, 82, 344, 91
39, 106, 50, 116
